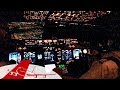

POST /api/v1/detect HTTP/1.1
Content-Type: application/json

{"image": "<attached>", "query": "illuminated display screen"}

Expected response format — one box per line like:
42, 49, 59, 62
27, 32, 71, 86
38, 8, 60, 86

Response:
9, 52, 21, 64
73, 49, 82, 59
44, 50, 56, 62
37, 54, 42, 60
62, 50, 73, 61
24, 52, 36, 63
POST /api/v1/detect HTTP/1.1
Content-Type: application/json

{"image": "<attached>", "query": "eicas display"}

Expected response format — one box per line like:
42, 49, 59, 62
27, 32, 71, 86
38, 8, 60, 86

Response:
24, 52, 36, 63
44, 50, 56, 63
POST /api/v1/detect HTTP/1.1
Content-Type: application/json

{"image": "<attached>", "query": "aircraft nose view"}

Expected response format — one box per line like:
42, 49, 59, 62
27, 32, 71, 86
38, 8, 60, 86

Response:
0, 10, 120, 79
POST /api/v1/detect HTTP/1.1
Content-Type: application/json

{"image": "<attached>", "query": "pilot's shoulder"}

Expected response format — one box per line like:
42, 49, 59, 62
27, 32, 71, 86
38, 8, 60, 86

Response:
102, 60, 118, 68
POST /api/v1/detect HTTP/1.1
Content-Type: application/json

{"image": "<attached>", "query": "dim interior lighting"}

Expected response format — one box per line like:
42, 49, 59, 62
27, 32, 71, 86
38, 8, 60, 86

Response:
107, 11, 111, 13
58, 48, 61, 50
55, 21, 58, 23
18, 47, 22, 50
103, 50, 107, 52
48, 40, 52, 42
88, 49, 91, 54
39, 40, 42, 43
69, 45, 72, 48
83, 49, 87, 54
72, 45, 75, 48
69, 45, 75, 48
23, 47, 27, 50
44, 40, 48, 43
53, 40, 57, 43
